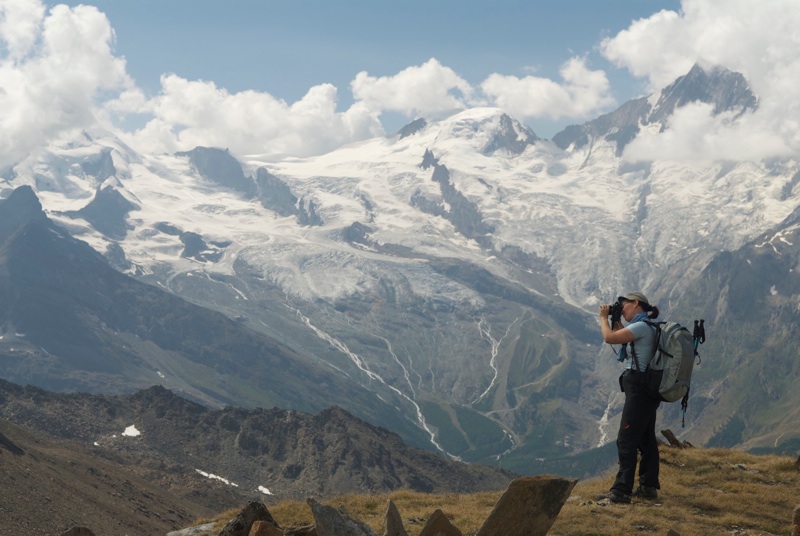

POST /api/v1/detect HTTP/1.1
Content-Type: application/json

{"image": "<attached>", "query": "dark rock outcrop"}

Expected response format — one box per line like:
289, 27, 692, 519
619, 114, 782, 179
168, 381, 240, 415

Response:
80, 147, 117, 183
249, 520, 283, 536
418, 509, 462, 536
254, 167, 323, 226
255, 168, 299, 217
0, 430, 24, 455
218, 501, 279, 536
382, 500, 408, 536
398, 118, 426, 139
308, 498, 377, 536
475, 475, 577, 536
179, 230, 227, 262
0, 185, 47, 241
415, 150, 494, 249
177, 147, 256, 198
68, 183, 138, 240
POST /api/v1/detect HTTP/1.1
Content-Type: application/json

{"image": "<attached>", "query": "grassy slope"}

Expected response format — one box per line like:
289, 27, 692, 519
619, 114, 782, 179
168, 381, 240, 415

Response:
200, 446, 799, 535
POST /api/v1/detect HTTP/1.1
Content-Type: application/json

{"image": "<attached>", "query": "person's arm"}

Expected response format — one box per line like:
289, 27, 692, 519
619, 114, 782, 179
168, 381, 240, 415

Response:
598, 304, 636, 345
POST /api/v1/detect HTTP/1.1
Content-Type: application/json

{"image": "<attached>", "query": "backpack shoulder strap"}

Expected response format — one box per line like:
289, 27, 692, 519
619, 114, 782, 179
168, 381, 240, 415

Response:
630, 320, 661, 371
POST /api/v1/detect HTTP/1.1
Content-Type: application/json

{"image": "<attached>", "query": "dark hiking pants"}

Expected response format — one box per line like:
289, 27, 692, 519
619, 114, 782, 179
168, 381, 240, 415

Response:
611, 369, 662, 495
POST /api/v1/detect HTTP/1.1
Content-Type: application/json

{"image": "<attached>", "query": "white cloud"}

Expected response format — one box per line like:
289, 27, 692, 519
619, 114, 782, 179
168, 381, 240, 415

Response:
600, 9, 694, 93
351, 58, 476, 117
0, 0, 130, 166
601, 0, 800, 96
1, 0, 385, 163
622, 103, 791, 163
127, 55, 622, 158
604, 0, 800, 162
121, 75, 383, 158
480, 56, 615, 120
0, 0, 44, 59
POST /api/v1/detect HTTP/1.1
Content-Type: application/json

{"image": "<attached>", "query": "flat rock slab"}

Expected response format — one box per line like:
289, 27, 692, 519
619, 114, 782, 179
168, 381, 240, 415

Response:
476, 475, 578, 536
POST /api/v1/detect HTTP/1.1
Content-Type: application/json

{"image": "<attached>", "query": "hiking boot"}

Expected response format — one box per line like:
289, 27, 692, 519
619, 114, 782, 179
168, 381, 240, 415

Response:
594, 490, 631, 504
632, 485, 658, 500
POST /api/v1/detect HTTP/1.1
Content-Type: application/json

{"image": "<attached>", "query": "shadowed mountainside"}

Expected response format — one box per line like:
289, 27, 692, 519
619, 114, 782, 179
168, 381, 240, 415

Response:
0, 186, 428, 446
0, 417, 238, 536
0, 379, 515, 509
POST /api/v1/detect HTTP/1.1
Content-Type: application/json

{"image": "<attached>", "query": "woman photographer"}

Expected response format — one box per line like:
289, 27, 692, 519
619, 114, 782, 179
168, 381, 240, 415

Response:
596, 291, 661, 504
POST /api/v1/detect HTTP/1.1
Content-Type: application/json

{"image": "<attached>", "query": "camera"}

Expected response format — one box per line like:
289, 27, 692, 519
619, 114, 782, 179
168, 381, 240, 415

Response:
608, 300, 623, 324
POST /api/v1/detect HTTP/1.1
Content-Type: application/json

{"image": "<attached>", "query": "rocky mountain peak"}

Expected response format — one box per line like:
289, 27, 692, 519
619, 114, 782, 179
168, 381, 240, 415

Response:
648, 63, 758, 125
176, 146, 256, 198
65, 182, 139, 240
552, 63, 758, 154
484, 112, 539, 155
398, 118, 427, 139
0, 185, 47, 241
434, 108, 538, 155
80, 146, 118, 183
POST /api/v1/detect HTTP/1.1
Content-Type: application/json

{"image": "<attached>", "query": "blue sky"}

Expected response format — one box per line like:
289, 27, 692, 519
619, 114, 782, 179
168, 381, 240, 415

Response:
61, 0, 680, 137
2, 0, 799, 164
72, 3, 674, 99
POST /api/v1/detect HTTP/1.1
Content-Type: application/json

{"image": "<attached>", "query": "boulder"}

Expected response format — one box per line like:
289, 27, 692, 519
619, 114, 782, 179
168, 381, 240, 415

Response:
382, 499, 408, 536
792, 504, 800, 536
218, 501, 279, 536
308, 498, 377, 536
249, 520, 283, 536
418, 509, 462, 536
476, 475, 577, 536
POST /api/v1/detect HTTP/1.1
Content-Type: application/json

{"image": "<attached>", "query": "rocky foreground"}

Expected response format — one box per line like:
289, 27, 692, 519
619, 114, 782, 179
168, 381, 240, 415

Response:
169, 443, 800, 536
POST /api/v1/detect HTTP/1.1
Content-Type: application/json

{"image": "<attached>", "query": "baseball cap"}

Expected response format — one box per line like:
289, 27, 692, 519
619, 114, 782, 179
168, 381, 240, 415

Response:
617, 291, 649, 305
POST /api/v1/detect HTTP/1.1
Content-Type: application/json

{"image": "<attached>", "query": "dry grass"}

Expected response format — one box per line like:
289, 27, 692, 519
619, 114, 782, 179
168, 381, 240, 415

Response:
203, 447, 799, 535
266, 489, 502, 533
550, 447, 799, 536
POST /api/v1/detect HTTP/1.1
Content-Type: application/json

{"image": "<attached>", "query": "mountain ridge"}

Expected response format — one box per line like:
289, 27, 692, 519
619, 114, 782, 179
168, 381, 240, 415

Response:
0, 378, 515, 503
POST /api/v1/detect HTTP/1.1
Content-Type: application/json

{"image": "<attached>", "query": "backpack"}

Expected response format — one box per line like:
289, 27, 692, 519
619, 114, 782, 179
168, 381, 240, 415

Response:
630, 320, 702, 404
643, 321, 697, 403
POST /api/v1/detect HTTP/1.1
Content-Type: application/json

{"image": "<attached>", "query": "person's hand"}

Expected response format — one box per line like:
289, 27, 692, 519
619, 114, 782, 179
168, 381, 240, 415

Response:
599, 304, 610, 317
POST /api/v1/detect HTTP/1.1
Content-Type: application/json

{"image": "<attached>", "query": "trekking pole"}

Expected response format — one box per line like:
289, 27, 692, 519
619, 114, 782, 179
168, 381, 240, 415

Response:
693, 319, 706, 362
681, 319, 706, 427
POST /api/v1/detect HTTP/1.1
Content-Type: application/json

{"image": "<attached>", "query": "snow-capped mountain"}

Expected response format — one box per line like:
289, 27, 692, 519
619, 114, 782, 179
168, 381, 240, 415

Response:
2, 64, 798, 473
553, 63, 758, 156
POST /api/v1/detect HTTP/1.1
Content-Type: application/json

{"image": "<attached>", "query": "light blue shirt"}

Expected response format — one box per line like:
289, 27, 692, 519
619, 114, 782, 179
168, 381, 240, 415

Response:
616, 312, 658, 370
